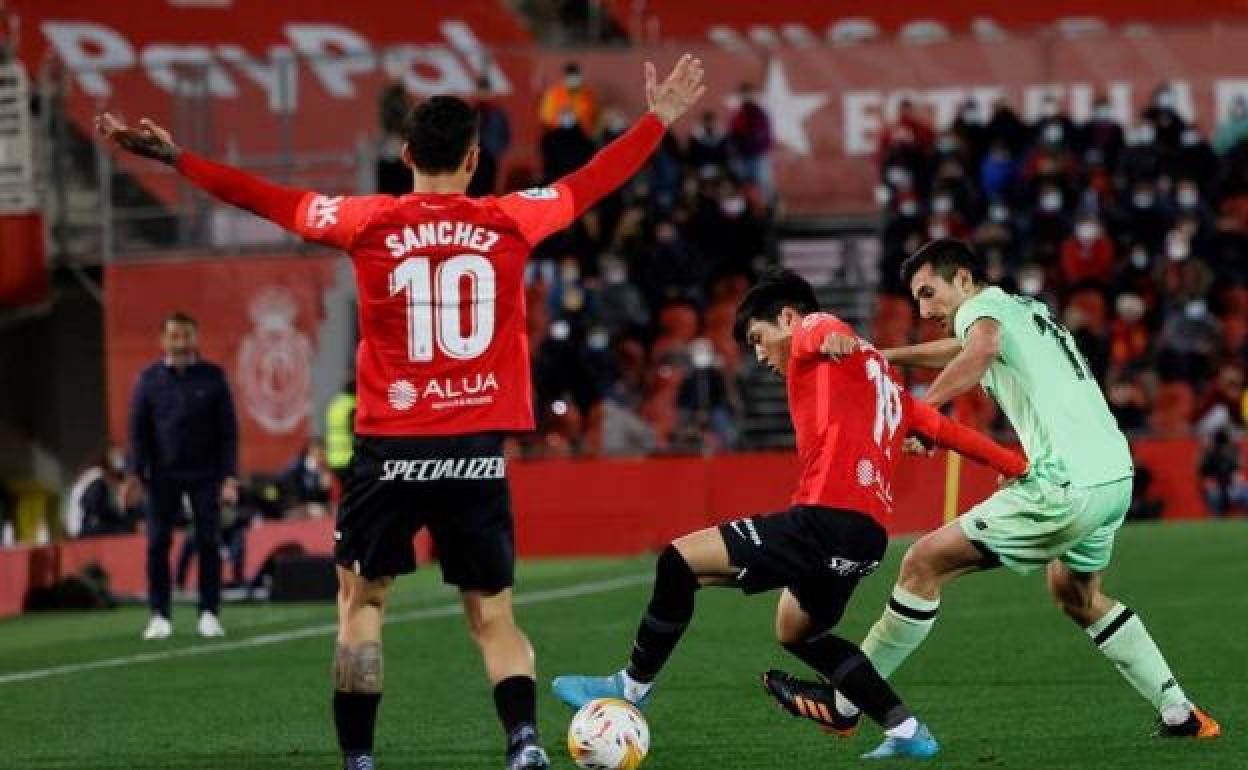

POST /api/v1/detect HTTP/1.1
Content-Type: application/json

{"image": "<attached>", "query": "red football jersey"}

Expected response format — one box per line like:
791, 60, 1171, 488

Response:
289, 186, 577, 436
786, 312, 918, 522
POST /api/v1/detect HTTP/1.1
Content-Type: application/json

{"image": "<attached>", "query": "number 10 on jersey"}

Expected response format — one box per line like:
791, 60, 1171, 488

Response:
389, 255, 496, 362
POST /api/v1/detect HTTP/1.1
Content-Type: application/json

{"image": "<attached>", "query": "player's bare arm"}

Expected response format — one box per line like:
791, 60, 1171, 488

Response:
922, 318, 1000, 408
880, 338, 962, 369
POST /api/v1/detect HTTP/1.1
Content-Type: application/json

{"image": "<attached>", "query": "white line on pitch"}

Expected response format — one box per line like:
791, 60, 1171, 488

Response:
0, 572, 651, 686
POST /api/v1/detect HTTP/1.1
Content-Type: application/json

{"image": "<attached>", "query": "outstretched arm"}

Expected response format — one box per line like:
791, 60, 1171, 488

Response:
95, 113, 379, 249
881, 337, 963, 369
909, 397, 1028, 478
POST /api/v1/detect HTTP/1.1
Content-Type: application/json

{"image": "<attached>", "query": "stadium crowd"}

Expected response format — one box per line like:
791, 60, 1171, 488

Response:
871, 84, 1248, 455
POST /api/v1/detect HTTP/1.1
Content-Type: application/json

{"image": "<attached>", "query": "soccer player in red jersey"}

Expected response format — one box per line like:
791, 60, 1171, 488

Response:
98, 54, 707, 770
553, 269, 1028, 760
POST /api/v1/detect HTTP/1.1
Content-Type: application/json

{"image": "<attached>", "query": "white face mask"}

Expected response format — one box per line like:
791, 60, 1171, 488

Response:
929, 221, 949, 239
1042, 100, 1060, 119
885, 166, 911, 188
931, 195, 953, 214
721, 195, 747, 217
1167, 233, 1190, 261
1043, 123, 1064, 144
1130, 249, 1150, 269
1040, 192, 1063, 212
1134, 124, 1156, 144
691, 339, 715, 369
899, 200, 919, 218
1185, 299, 1208, 320
1095, 104, 1115, 121
989, 203, 1010, 223
587, 329, 609, 351
960, 107, 979, 125
559, 111, 578, 129
1177, 187, 1200, 208
1020, 273, 1044, 296
550, 320, 571, 341
1132, 190, 1155, 209
1181, 128, 1201, 147
565, 74, 583, 89
1076, 221, 1100, 241
937, 135, 958, 154
1154, 90, 1175, 109
874, 185, 892, 206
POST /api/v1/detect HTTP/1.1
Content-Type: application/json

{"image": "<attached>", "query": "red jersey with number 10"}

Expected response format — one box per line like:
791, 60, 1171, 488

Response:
292, 187, 578, 436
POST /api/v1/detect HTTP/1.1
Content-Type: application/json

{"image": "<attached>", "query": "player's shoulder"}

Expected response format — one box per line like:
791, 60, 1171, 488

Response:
799, 311, 852, 335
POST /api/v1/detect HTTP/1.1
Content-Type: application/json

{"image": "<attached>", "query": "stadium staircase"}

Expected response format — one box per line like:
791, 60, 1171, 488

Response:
737, 216, 880, 450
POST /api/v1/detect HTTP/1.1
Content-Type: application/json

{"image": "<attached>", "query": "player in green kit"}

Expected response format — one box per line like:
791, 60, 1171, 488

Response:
815, 239, 1221, 740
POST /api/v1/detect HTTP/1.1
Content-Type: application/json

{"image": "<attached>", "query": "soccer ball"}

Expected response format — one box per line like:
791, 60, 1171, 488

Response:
566, 698, 650, 770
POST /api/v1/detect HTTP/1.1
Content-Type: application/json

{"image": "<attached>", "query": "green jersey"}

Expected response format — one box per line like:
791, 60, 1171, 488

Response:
954, 286, 1133, 488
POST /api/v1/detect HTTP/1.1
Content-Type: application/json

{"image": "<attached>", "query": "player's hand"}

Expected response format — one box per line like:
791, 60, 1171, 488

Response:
95, 112, 181, 165
820, 333, 860, 360
646, 54, 707, 127
904, 436, 935, 456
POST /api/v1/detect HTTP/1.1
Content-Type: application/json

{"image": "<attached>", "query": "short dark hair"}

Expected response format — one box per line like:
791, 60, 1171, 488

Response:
734, 268, 820, 342
162, 311, 197, 331
900, 238, 987, 289
403, 95, 479, 174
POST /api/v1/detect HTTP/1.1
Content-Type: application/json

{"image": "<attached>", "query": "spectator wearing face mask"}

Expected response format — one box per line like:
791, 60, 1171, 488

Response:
1109, 293, 1152, 372
877, 99, 933, 193
1142, 83, 1187, 152
1060, 213, 1115, 290
1157, 298, 1222, 384
1200, 430, 1248, 516
66, 445, 137, 538
688, 110, 731, 175
1195, 363, 1246, 438
1080, 95, 1126, 171
1025, 183, 1071, 265
979, 141, 1021, 204
674, 338, 740, 452
594, 255, 650, 336
1214, 95, 1248, 156
539, 61, 598, 134
1119, 180, 1174, 255
540, 106, 596, 183
985, 98, 1029, 157
1171, 126, 1219, 192
952, 99, 989, 170
1031, 94, 1078, 152
1119, 122, 1165, 187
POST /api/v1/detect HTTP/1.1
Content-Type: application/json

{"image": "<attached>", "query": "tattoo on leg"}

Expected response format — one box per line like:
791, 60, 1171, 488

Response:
333, 641, 384, 693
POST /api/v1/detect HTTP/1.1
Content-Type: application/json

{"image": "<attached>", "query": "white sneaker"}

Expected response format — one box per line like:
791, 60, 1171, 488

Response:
142, 615, 172, 640
197, 611, 226, 638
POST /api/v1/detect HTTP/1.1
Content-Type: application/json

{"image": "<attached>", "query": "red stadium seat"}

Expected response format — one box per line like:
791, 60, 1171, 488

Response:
1149, 382, 1195, 438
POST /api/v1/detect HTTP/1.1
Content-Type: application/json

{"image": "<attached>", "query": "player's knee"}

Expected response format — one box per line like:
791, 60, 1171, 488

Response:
657, 543, 699, 592
897, 542, 939, 592
340, 573, 390, 612
463, 595, 517, 644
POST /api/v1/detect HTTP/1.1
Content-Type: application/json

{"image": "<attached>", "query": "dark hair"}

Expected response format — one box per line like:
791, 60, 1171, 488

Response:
403, 95, 479, 174
734, 268, 820, 342
162, 311, 197, 331
900, 238, 987, 289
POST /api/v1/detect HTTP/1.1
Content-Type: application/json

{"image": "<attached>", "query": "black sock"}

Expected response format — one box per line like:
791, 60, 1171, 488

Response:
494, 675, 538, 747
333, 691, 382, 755
783, 632, 911, 729
626, 545, 700, 682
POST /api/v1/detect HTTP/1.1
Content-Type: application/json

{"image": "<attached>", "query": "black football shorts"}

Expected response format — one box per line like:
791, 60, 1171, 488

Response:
334, 433, 514, 592
719, 505, 888, 627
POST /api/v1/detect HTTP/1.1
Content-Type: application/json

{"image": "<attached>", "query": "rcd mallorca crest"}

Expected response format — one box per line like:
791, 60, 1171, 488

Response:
237, 287, 313, 434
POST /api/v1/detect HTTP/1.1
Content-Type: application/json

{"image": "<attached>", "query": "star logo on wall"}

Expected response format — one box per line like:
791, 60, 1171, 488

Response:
744, 59, 828, 157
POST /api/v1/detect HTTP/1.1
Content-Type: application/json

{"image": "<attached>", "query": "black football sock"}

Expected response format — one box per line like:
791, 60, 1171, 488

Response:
626, 544, 700, 682
333, 691, 382, 755
494, 674, 539, 749
783, 631, 912, 729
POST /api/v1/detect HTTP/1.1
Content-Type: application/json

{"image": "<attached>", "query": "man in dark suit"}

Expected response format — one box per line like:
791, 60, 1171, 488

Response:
124, 312, 238, 640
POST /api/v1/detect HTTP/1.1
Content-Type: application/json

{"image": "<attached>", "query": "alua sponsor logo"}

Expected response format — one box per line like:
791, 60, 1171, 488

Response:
380, 457, 506, 482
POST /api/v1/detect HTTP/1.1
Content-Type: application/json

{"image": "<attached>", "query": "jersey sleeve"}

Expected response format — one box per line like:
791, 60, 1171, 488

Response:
175, 151, 386, 250
792, 312, 856, 362
291, 193, 390, 250
954, 288, 1008, 344
907, 395, 1028, 477
495, 183, 577, 246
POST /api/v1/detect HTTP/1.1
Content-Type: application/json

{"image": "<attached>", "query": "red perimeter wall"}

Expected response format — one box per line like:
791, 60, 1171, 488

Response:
0, 442, 1206, 618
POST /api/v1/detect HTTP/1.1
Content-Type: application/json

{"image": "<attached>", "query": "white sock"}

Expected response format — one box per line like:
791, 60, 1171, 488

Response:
618, 669, 653, 703
1161, 702, 1193, 727
834, 691, 861, 719
885, 717, 919, 739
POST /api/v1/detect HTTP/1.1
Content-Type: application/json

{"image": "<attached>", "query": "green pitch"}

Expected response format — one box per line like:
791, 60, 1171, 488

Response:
4, 521, 1245, 769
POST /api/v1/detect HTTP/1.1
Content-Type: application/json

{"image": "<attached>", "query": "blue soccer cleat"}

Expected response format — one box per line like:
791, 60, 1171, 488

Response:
551, 672, 651, 711
861, 722, 940, 760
